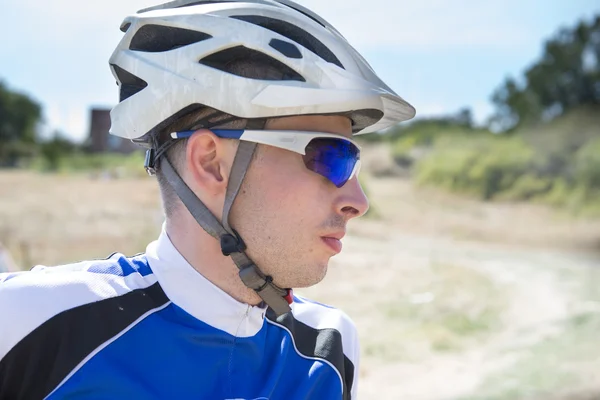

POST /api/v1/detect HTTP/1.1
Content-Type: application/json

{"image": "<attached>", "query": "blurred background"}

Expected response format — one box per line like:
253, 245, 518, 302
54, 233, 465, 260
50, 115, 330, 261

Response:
1, 1, 600, 399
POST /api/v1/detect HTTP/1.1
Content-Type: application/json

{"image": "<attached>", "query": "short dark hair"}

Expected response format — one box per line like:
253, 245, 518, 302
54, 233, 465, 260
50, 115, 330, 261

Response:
155, 108, 254, 217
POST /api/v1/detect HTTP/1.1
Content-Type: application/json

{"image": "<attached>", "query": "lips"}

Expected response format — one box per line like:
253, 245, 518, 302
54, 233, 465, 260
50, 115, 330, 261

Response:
321, 231, 345, 254
322, 231, 345, 240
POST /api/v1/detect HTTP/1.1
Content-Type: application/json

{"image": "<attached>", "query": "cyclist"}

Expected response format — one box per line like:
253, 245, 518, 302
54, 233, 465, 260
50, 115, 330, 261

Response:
0, 1, 415, 399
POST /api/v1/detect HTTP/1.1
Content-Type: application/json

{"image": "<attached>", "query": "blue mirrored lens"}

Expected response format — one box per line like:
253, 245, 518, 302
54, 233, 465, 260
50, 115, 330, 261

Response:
303, 138, 360, 187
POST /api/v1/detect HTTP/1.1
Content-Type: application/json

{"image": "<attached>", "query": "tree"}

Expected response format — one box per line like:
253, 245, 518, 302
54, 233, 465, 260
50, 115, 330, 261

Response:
39, 131, 78, 171
0, 81, 42, 166
453, 107, 474, 128
491, 15, 600, 131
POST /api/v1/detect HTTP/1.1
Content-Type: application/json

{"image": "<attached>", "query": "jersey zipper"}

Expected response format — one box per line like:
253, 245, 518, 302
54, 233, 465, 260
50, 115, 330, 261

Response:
226, 304, 251, 398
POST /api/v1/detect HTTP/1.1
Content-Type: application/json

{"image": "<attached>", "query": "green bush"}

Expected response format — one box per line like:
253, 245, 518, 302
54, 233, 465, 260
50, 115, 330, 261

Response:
409, 127, 600, 216
499, 174, 553, 201
532, 139, 600, 215
573, 137, 600, 190
415, 135, 535, 200
391, 136, 420, 168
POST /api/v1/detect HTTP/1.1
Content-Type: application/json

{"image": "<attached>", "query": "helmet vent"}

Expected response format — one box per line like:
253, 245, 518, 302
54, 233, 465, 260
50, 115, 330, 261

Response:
120, 22, 131, 32
111, 64, 149, 102
272, 1, 328, 29
130, 25, 212, 52
199, 46, 306, 82
230, 15, 344, 69
269, 38, 302, 59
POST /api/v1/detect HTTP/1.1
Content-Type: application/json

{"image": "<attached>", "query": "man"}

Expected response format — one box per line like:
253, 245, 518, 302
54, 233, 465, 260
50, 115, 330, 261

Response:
0, 1, 415, 399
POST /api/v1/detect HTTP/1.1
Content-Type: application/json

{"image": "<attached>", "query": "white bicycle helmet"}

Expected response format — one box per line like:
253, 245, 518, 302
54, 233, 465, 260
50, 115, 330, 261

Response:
108, 0, 415, 316
108, 0, 415, 142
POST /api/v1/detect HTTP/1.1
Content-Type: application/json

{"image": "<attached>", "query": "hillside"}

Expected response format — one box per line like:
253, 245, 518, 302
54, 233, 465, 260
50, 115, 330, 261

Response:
520, 105, 600, 155
358, 105, 600, 218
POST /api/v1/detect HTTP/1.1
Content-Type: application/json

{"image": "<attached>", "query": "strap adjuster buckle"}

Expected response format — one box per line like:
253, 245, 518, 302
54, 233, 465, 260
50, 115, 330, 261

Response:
144, 149, 157, 176
220, 229, 246, 256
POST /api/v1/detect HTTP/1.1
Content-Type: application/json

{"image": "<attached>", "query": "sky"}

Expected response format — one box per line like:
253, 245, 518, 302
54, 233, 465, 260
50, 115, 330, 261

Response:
1, 0, 598, 142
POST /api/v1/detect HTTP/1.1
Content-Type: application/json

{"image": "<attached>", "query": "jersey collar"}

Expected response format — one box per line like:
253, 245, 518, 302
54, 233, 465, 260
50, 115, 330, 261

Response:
145, 226, 267, 337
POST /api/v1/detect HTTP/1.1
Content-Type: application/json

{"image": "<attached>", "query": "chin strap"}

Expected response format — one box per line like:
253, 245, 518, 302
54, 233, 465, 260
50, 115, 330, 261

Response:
155, 127, 292, 317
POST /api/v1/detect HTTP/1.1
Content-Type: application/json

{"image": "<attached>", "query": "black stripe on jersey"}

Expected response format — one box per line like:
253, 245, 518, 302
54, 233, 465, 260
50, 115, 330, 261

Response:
0, 282, 169, 400
267, 310, 355, 400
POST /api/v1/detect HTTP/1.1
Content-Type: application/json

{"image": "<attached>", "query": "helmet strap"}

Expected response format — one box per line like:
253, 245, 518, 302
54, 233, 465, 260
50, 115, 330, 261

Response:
157, 117, 292, 316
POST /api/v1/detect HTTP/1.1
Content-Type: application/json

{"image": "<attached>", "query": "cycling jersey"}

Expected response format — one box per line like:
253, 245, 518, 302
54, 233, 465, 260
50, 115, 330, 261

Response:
0, 228, 359, 400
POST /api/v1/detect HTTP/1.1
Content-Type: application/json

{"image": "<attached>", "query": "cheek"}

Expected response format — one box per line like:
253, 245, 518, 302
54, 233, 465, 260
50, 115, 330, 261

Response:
252, 150, 324, 221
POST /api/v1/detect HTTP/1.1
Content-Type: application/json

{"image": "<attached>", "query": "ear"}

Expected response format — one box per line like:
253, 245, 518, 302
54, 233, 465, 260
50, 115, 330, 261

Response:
184, 129, 235, 196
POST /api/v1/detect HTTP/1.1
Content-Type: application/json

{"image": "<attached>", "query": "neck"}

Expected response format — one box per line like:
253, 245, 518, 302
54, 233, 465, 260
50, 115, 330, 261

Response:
165, 214, 262, 306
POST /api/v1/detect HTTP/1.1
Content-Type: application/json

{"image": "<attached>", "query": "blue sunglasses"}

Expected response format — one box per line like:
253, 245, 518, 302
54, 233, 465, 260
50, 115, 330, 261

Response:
171, 129, 362, 188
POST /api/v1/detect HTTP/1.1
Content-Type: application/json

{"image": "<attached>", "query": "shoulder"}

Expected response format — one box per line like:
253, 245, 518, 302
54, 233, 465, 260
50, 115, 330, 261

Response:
0, 253, 157, 361
270, 294, 361, 399
291, 294, 358, 343
279, 293, 360, 364
0, 253, 156, 307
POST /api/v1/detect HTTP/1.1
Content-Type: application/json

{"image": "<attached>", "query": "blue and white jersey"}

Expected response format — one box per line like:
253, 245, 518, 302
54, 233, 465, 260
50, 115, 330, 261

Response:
0, 230, 359, 400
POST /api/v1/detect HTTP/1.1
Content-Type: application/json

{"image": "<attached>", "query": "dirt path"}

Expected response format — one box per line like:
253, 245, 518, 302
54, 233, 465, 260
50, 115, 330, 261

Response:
338, 232, 600, 399
300, 174, 600, 399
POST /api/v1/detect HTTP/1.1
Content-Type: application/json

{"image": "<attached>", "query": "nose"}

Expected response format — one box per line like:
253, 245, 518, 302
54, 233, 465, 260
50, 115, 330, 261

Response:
336, 176, 370, 219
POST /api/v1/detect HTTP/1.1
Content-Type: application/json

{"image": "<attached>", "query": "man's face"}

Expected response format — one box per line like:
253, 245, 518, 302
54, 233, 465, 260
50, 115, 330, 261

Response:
229, 115, 369, 288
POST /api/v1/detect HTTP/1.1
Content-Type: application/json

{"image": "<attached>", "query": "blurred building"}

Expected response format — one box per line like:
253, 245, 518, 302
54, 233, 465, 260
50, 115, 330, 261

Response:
88, 108, 138, 153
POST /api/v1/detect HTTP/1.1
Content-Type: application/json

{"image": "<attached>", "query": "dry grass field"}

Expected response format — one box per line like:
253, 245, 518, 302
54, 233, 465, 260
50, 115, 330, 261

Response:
1, 167, 599, 399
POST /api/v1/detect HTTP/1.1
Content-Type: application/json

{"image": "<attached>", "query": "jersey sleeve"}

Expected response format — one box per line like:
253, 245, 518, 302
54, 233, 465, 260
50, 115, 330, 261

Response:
0, 271, 41, 399
288, 295, 362, 400
0, 271, 35, 362
0, 258, 157, 400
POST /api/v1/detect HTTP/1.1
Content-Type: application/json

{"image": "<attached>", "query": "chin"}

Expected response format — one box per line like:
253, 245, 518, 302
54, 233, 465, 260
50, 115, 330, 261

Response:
288, 262, 329, 289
